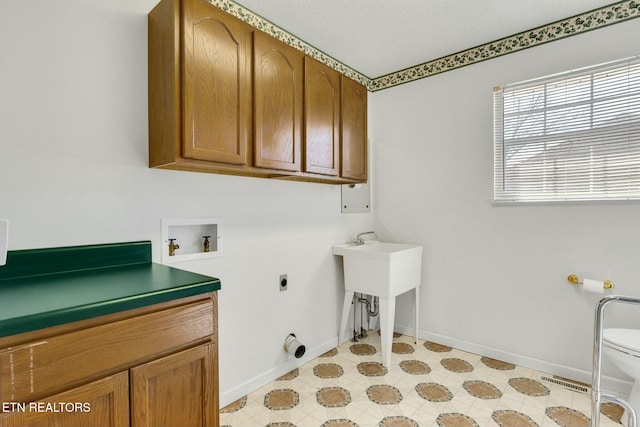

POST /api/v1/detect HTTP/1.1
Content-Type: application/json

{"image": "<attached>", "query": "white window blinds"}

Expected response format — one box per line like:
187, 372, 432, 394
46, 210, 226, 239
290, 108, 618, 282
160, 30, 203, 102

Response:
494, 56, 640, 203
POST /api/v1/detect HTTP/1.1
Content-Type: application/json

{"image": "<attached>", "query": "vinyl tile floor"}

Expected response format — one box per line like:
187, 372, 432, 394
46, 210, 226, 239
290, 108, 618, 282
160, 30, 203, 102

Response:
220, 332, 624, 427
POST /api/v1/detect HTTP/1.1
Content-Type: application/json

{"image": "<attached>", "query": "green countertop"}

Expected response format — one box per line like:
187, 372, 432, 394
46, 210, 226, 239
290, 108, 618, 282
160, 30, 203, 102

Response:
0, 241, 221, 338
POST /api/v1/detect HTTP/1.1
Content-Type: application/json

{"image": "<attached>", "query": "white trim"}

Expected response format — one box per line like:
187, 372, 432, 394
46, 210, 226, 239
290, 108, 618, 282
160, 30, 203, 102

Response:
394, 323, 632, 398
219, 336, 339, 408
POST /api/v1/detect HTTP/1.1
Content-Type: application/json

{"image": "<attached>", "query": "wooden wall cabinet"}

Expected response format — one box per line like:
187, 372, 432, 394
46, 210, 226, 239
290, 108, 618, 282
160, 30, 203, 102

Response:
181, 0, 252, 166
341, 76, 368, 181
253, 31, 303, 172
149, 0, 255, 176
0, 294, 219, 427
303, 58, 369, 182
304, 57, 341, 177
149, 0, 367, 183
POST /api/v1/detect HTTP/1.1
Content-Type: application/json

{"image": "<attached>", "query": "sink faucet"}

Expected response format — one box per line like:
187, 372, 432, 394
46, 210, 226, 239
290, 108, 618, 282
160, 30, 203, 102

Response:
355, 231, 377, 245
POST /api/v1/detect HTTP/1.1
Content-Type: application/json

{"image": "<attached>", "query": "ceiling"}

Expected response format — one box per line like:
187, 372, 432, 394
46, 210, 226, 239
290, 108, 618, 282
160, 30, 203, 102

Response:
231, 0, 621, 78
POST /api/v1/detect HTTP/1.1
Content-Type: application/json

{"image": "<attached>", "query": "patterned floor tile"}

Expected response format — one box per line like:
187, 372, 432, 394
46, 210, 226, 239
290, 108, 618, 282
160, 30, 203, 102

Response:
545, 406, 590, 427
509, 377, 550, 397
314, 363, 344, 379
463, 380, 503, 399
379, 415, 419, 426
219, 332, 624, 426
492, 409, 539, 426
481, 357, 516, 371
221, 396, 247, 413
351, 343, 377, 355
601, 401, 624, 423
436, 412, 479, 427
441, 358, 474, 373
321, 419, 357, 427
392, 342, 415, 354
415, 382, 453, 402
277, 369, 300, 381
317, 387, 352, 408
264, 389, 299, 410
321, 348, 339, 357
358, 361, 388, 377
399, 359, 431, 375
424, 341, 452, 352
366, 384, 403, 405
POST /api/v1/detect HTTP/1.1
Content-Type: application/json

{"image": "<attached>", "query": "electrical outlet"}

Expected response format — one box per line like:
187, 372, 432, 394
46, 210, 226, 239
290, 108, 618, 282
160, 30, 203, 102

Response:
279, 274, 288, 291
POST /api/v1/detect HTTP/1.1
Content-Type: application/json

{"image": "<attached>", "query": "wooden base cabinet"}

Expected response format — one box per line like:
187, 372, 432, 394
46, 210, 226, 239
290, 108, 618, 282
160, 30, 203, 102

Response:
1, 373, 129, 427
131, 344, 216, 427
0, 294, 219, 427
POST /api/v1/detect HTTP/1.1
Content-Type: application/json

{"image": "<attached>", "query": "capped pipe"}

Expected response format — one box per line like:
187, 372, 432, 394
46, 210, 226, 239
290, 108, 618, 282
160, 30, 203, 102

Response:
284, 333, 306, 359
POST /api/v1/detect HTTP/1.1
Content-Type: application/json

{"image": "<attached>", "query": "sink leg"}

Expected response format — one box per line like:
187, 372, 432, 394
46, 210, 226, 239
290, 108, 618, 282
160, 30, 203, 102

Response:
414, 286, 420, 344
339, 291, 354, 344
379, 296, 396, 368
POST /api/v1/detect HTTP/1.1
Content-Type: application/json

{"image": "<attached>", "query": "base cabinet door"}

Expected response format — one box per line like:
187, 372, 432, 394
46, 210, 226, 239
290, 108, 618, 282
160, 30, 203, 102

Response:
130, 344, 216, 427
1, 372, 129, 427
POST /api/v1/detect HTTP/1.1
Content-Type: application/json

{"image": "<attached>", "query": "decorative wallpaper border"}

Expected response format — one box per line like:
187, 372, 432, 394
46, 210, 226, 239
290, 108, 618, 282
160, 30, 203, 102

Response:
209, 0, 640, 92
369, 0, 640, 91
208, 0, 370, 87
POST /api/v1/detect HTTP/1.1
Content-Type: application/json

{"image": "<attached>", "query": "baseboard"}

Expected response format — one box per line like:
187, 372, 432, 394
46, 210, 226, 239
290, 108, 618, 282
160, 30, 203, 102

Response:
219, 336, 339, 408
394, 323, 632, 397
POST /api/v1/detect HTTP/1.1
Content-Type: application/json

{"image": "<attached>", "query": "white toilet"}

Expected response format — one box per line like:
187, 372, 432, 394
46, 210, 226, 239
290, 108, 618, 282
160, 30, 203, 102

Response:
603, 328, 640, 426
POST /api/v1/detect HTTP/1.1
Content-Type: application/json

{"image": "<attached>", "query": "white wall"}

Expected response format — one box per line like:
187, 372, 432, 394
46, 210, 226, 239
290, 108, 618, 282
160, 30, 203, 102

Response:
0, 0, 373, 405
369, 19, 640, 392
3, 0, 640, 405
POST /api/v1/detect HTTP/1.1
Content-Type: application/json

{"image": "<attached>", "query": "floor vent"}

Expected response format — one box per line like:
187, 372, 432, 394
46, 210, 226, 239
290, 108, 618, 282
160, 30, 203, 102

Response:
539, 375, 590, 394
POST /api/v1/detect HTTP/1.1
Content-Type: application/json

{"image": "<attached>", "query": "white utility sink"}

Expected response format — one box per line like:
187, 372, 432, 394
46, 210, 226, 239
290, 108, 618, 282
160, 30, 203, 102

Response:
333, 240, 423, 367
332, 241, 422, 298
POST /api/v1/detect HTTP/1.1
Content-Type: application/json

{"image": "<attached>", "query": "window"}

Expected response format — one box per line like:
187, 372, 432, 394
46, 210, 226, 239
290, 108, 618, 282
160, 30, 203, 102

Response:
493, 56, 640, 203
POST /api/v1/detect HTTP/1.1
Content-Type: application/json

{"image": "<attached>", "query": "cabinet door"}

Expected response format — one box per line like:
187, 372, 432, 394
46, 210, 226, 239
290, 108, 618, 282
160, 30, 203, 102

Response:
182, 0, 252, 165
254, 32, 303, 172
131, 344, 216, 427
304, 57, 340, 176
341, 76, 368, 181
1, 372, 129, 427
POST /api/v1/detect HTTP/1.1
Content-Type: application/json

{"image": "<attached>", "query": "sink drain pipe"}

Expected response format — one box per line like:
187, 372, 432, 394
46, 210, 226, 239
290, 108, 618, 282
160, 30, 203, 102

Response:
353, 294, 379, 340
284, 333, 306, 358
357, 294, 379, 316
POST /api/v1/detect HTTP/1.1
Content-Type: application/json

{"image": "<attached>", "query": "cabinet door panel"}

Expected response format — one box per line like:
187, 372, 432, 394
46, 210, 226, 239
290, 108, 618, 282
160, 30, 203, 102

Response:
131, 344, 216, 427
304, 58, 340, 176
341, 77, 368, 181
1, 372, 129, 427
254, 32, 302, 171
182, 0, 251, 165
